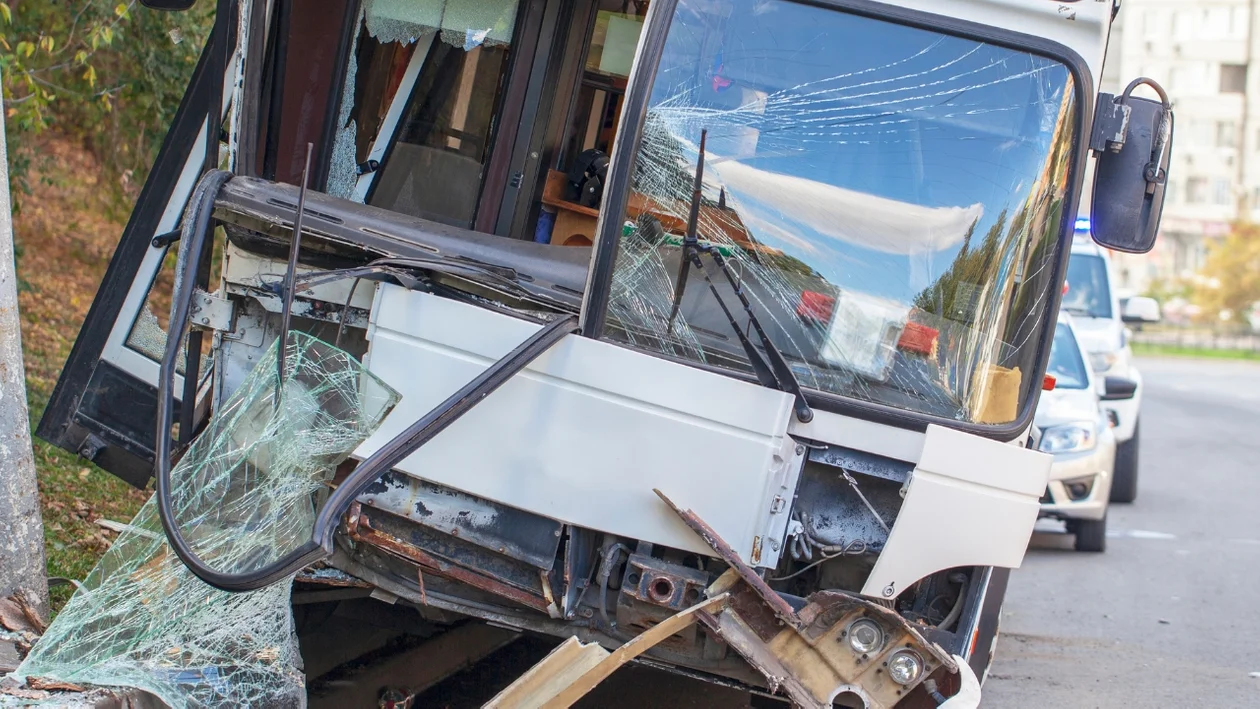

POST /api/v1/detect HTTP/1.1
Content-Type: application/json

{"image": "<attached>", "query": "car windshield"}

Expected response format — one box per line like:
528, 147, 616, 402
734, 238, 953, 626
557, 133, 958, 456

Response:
1063, 253, 1112, 319
1047, 323, 1089, 389
601, 0, 1079, 426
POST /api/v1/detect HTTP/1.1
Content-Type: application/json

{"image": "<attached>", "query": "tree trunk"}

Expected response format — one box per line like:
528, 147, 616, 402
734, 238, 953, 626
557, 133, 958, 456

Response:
0, 65, 49, 621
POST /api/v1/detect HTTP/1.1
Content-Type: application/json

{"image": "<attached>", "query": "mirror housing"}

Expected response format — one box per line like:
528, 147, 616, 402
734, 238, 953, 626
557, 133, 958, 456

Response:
139, 0, 197, 9
1101, 376, 1138, 401
1089, 78, 1173, 254
1121, 296, 1161, 324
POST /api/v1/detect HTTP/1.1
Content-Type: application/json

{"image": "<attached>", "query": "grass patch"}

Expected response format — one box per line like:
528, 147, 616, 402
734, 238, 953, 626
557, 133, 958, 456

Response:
15, 136, 150, 612
1132, 341, 1260, 361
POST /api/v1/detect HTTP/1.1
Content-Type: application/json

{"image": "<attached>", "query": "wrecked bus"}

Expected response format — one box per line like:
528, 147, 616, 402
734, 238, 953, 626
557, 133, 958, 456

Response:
31, 0, 1171, 705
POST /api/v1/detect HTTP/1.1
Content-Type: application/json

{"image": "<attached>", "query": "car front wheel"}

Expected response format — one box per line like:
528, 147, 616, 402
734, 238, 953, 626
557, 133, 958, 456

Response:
1070, 515, 1107, 552
1110, 420, 1140, 503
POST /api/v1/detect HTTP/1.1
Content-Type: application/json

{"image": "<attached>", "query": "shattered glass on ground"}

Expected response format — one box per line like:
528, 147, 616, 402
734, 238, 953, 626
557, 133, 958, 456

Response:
12, 332, 399, 708
606, 0, 1079, 425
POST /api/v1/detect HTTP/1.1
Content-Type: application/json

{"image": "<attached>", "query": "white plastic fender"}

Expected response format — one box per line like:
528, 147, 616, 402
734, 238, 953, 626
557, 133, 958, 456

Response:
940, 654, 983, 709
860, 424, 1051, 599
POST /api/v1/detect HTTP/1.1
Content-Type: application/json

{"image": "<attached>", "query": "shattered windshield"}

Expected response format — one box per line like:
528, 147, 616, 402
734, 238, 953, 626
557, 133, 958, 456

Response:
603, 0, 1078, 425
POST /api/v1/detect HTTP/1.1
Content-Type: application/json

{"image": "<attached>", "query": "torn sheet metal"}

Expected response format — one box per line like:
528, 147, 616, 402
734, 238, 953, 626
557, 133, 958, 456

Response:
660, 494, 958, 709
346, 508, 556, 614
356, 470, 563, 571
13, 334, 399, 708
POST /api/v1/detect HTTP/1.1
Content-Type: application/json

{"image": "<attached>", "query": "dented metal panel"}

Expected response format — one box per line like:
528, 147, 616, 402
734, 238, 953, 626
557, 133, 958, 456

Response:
358, 284, 802, 567
357, 470, 563, 571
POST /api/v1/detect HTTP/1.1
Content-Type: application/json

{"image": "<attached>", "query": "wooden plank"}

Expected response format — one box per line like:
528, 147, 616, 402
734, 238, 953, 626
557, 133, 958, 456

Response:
484, 594, 728, 709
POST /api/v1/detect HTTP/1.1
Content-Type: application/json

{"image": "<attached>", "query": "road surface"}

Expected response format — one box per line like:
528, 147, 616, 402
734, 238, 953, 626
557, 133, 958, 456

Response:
416, 356, 1259, 707
983, 357, 1260, 707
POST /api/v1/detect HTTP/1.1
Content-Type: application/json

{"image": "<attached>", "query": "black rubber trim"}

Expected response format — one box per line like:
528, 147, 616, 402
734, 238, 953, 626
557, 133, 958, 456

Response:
579, 0, 1095, 442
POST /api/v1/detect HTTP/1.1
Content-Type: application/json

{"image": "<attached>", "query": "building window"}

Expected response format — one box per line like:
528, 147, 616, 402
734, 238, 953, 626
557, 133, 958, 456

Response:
1213, 178, 1232, 205
1221, 63, 1247, 93
1217, 120, 1237, 147
1232, 6, 1250, 37
1186, 176, 1207, 203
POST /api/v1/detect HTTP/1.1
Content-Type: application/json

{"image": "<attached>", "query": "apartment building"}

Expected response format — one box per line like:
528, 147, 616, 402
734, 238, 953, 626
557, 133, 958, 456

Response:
1101, 0, 1254, 295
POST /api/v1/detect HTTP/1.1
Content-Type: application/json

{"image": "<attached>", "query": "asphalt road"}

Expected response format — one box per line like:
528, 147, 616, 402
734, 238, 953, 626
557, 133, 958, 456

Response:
983, 357, 1260, 707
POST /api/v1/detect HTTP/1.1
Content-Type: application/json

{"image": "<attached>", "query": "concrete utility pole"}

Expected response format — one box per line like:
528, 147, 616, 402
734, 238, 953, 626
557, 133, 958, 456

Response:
0, 66, 48, 620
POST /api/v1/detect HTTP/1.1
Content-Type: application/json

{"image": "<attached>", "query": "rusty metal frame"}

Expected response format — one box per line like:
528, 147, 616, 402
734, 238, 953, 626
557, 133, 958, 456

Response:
656, 489, 958, 709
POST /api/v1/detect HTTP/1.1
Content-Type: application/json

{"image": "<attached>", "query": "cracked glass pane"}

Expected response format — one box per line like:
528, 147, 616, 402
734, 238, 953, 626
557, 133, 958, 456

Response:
13, 333, 399, 707
603, 0, 1078, 425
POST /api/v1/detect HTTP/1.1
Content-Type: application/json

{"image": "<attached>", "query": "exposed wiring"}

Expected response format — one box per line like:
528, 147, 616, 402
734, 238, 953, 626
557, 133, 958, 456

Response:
769, 539, 866, 581
935, 571, 970, 630
841, 469, 890, 533
596, 543, 631, 632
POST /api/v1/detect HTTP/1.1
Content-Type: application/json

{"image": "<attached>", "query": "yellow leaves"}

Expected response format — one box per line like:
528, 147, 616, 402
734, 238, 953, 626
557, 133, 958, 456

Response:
114, 3, 129, 19
83, 64, 96, 88
74, 50, 88, 65
15, 39, 32, 57
37, 35, 53, 53
0, 4, 10, 25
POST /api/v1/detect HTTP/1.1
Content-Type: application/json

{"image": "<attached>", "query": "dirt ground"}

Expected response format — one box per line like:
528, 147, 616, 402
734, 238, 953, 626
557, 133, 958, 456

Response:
12, 135, 149, 611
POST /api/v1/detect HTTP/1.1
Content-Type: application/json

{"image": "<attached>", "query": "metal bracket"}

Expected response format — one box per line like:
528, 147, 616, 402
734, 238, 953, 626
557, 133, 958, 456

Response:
1089, 93, 1131, 153
189, 289, 235, 332
657, 490, 958, 709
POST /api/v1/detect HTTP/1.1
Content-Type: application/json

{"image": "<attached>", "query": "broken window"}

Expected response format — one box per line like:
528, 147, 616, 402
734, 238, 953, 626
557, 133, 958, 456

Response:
601, 0, 1079, 426
326, 0, 521, 229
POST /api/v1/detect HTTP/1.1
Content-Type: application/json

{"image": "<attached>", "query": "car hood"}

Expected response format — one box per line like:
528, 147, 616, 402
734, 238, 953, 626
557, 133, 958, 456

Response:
1034, 387, 1100, 429
1067, 315, 1122, 355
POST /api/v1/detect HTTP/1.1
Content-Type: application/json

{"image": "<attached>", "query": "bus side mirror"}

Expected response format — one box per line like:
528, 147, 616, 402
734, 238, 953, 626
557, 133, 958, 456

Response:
140, 0, 197, 10
1089, 78, 1173, 255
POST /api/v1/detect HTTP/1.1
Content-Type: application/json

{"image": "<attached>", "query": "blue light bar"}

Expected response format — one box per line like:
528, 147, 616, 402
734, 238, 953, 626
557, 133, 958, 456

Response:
1074, 217, 1091, 232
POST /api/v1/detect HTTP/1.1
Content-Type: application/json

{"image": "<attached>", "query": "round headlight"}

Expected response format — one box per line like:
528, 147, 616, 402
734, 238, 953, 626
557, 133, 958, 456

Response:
845, 618, 884, 655
886, 649, 924, 686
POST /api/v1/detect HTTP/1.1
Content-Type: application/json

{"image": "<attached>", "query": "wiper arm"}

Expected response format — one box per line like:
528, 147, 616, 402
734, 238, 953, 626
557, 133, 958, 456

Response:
663, 130, 813, 423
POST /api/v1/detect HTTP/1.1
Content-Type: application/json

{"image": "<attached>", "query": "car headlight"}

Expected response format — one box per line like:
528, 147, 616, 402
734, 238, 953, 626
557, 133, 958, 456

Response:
887, 649, 924, 685
1089, 351, 1117, 373
1038, 422, 1097, 454
845, 618, 885, 655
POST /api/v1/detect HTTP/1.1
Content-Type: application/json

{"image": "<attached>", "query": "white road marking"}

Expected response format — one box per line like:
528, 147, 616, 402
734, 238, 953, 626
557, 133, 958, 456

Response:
1106, 529, 1177, 540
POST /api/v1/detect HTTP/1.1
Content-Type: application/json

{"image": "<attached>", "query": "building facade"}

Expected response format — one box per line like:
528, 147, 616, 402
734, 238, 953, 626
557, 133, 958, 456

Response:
1101, 0, 1255, 296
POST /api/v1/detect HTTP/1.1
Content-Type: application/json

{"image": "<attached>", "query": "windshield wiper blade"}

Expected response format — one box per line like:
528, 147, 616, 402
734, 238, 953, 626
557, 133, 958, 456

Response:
666, 130, 708, 333
664, 130, 813, 423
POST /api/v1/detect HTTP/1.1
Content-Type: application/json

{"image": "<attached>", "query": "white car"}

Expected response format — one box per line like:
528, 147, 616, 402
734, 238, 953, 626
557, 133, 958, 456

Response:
1062, 237, 1158, 503
1034, 314, 1129, 552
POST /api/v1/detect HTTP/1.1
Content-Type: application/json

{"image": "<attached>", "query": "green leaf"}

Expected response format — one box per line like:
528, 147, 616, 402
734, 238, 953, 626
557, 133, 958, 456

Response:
114, 2, 129, 19
16, 40, 33, 57
0, 4, 11, 25
74, 50, 87, 65
101, 26, 113, 45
